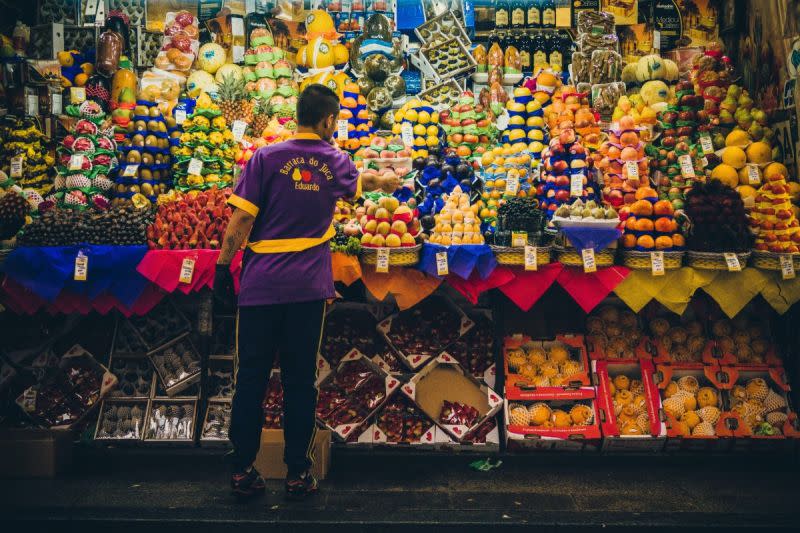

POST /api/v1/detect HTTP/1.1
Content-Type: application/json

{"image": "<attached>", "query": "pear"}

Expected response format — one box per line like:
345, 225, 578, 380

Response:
605, 208, 618, 219
555, 205, 570, 217
569, 207, 583, 218
572, 198, 584, 207
720, 96, 737, 113
591, 208, 604, 219
581, 208, 592, 218
585, 200, 598, 210
719, 110, 735, 125
747, 123, 764, 141
738, 94, 754, 110
727, 85, 742, 99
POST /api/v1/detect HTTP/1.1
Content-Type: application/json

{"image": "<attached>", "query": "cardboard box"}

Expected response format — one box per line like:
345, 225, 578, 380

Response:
254, 429, 331, 480
503, 334, 591, 400
0, 428, 73, 478
401, 353, 502, 441
594, 360, 667, 453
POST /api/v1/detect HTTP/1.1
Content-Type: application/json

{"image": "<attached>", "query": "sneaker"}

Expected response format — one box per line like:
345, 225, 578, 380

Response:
231, 466, 266, 500
285, 471, 318, 501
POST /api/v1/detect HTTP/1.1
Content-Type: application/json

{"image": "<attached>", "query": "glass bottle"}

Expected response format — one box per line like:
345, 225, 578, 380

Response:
495, 0, 510, 30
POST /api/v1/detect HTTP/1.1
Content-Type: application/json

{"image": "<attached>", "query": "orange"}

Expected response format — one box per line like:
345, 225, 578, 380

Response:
654, 217, 675, 233
655, 236, 673, 249
635, 218, 654, 232
622, 233, 637, 248
672, 234, 685, 247
637, 235, 655, 249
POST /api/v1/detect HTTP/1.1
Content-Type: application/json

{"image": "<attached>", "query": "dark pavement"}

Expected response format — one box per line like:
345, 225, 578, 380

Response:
1, 447, 799, 532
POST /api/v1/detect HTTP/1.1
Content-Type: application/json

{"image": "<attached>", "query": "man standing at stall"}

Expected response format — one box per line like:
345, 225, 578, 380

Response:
213, 84, 362, 501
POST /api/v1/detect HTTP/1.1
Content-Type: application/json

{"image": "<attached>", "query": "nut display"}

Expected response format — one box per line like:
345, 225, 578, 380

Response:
145, 400, 196, 440
95, 401, 147, 440
202, 402, 231, 440
109, 358, 153, 398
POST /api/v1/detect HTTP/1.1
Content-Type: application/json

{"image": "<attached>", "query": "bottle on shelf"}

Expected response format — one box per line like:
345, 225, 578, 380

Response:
541, 0, 556, 29
527, 0, 542, 29
531, 30, 548, 71
518, 31, 532, 75
511, 0, 526, 29
488, 30, 502, 50
495, 0, 510, 30
548, 31, 563, 71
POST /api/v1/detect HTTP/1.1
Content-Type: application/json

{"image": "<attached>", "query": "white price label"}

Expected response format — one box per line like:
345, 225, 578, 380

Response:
231, 120, 247, 142
570, 173, 584, 197
375, 248, 390, 273
51, 92, 63, 115
10, 155, 23, 178
582, 248, 597, 273
337, 119, 349, 140
122, 164, 139, 177
179, 257, 196, 284
74, 252, 88, 281
652, 30, 661, 50
435, 251, 449, 276
724, 252, 742, 272
700, 157, 709, 168
401, 122, 414, 147
747, 164, 761, 185
26, 94, 39, 116
780, 255, 796, 280
678, 154, 695, 178
188, 158, 203, 175
651, 251, 665, 276
699, 135, 714, 155
69, 154, 83, 171
505, 176, 519, 196
233, 45, 245, 63
511, 232, 527, 248
625, 161, 639, 178
70, 86, 86, 104
174, 109, 187, 124
531, 166, 541, 181
524, 245, 538, 271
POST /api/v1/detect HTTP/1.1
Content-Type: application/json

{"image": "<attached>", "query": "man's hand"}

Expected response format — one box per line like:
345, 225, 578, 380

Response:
213, 263, 236, 311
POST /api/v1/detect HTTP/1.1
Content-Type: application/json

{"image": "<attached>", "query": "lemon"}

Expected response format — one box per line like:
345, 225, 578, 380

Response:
426, 125, 439, 137
413, 124, 426, 136
710, 163, 739, 188
405, 109, 418, 122
418, 110, 431, 124
721, 146, 747, 169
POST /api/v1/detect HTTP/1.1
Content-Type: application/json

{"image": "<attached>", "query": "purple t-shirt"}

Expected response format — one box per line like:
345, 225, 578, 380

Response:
228, 133, 359, 306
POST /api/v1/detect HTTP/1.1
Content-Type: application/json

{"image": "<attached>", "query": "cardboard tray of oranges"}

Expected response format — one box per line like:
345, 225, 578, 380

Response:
503, 334, 591, 400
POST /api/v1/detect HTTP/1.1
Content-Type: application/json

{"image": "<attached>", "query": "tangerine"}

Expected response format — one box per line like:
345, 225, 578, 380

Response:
637, 235, 655, 249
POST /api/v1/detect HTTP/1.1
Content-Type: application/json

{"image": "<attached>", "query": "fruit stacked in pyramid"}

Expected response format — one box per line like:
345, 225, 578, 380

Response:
595, 116, 650, 211
621, 187, 684, 251
359, 196, 421, 248
335, 81, 374, 153
440, 92, 498, 159
1, 116, 55, 195
427, 186, 484, 246
172, 93, 236, 190
392, 99, 443, 160
750, 170, 800, 253
243, 28, 298, 120
503, 86, 548, 158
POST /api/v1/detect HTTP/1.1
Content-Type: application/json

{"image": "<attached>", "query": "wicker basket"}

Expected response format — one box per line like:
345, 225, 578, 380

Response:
621, 250, 685, 271
360, 245, 421, 266
751, 251, 800, 271
491, 245, 552, 266
555, 246, 616, 267
686, 251, 751, 271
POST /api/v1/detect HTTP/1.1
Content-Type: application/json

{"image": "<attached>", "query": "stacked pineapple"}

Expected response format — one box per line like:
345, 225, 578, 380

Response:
661, 375, 721, 437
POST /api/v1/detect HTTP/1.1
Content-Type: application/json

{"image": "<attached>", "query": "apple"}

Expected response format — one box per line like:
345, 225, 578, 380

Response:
554, 189, 570, 202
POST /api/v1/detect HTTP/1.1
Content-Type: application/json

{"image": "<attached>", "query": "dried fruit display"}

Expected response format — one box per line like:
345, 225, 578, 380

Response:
146, 187, 232, 249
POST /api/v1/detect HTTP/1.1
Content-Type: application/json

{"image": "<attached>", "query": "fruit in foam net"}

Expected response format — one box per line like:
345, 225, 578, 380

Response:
729, 377, 789, 436
505, 340, 585, 387
661, 376, 723, 436
509, 401, 594, 428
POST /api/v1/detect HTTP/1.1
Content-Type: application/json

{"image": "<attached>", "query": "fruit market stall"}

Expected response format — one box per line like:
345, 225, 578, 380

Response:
1, 2, 800, 461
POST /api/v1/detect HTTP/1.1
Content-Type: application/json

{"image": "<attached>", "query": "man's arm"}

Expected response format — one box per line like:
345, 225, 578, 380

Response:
217, 208, 256, 265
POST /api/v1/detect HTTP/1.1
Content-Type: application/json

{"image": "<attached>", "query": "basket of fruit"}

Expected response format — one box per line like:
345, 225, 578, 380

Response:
686, 251, 750, 271
490, 245, 552, 266
751, 251, 800, 271
621, 250, 685, 271
555, 246, 616, 267
360, 245, 422, 266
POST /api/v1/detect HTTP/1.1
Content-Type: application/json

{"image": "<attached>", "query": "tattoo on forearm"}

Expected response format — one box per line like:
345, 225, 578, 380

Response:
219, 226, 247, 265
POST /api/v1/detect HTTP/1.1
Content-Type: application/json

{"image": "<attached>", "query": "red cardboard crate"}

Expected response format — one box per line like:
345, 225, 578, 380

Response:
504, 334, 591, 400
594, 360, 666, 452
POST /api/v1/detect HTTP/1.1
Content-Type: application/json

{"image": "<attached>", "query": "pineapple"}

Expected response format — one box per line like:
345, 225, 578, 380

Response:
217, 73, 253, 125
251, 97, 270, 137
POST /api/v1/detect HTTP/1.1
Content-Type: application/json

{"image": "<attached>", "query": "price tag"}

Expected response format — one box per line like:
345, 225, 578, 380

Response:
651, 251, 665, 276
724, 252, 742, 272
70, 86, 86, 104
678, 154, 695, 178
524, 245, 538, 271
51, 92, 63, 115
337, 119, 349, 140
582, 248, 597, 273
174, 109, 187, 124
179, 257, 196, 284
10, 155, 23, 178
74, 251, 88, 281
511, 232, 527, 247
780, 255, 795, 280
232, 45, 245, 63
570, 173, 584, 197
26, 94, 39, 116
375, 248, 390, 273
188, 158, 203, 175
699, 135, 714, 155
435, 251, 449, 276
700, 156, 709, 168
69, 154, 83, 170
531, 166, 541, 181
505, 176, 519, 196
231, 120, 247, 142
122, 164, 139, 177
625, 161, 639, 178
652, 30, 661, 50
401, 122, 414, 147
747, 164, 761, 185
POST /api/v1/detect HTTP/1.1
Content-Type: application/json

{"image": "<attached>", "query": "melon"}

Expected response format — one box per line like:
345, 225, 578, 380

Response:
197, 43, 227, 74
307, 37, 335, 69
214, 63, 243, 84
186, 70, 216, 97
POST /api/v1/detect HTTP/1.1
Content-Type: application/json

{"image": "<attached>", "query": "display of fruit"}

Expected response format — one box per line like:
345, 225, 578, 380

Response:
146, 187, 232, 249
216, 72, 254, 125
375, 395, 434, 444
507, 400, 595, 428
504, 339, 587, 388
619, 188, 684, 251
647, 317, 707, 364
263, 372, 284, 429
439, 400, 479, 427
415, 153, 478, 217
330, 222, 362, 256
0, 116, 55, 195
244, 27, 299, 122
708, 316, 775, 365
490, 196, 550, 246
661, 374, 722, 437
439, 92, 498, 159
444, 314, 494, 378
585, 305, 643, 360
335, 81, 375, 152
716, 85, 772, 142
17, 204, 153, 246
606, 369, 654, 436
0, 188, 31, 240
347, 14, 404, 117
595, 116, 651, 209
553, 198, 619, 223
427, 186, 484, 245
355, 136, 413, 195
749, 170, 800, 253
358, 195, 420, 249
392, 99, 443, 160
320, 307, 378, 366
505, 86, 550, 150
728, 376, 793, 436
611, 94, 659, 139
684, 180, 752, 253
479, 143, 541, 227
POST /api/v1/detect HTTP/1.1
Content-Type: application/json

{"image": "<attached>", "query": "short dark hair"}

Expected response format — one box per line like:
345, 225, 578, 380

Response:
296, 84, 340, 127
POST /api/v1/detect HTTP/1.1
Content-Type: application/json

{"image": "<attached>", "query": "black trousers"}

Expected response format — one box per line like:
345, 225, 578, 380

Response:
229, 300, 326, 475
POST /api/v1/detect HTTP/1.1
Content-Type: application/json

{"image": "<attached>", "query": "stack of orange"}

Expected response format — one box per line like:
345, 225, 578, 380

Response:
621, 187, 685, 251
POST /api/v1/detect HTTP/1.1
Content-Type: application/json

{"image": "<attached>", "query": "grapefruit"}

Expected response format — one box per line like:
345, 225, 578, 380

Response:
725, 129, 751, 147
710, 163, 739, 188
763, 162, 789, 181
721, 146, 747, 169
746, 141, 772, 165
